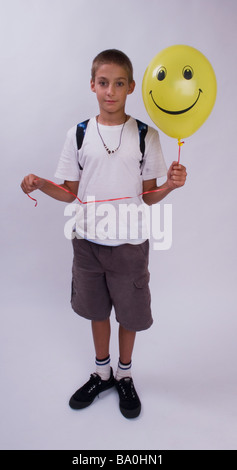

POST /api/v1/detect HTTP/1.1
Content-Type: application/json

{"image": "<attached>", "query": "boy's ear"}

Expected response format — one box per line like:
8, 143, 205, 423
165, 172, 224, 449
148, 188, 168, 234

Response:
128, 80, 136, 95
90, 79, 96, 93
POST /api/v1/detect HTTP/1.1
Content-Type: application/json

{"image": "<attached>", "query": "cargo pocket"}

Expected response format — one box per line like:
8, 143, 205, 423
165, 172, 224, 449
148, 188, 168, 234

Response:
131, 272, 152, 330
133, 272, 150, 289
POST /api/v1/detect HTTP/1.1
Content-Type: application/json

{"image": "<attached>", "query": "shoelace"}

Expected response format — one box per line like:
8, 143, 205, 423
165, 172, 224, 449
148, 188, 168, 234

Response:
118, 379, 136, 399
86, 374, 102, 394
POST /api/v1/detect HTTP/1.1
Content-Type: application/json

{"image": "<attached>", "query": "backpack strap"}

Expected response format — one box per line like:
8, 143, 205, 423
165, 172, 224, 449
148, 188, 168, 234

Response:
76, 119, 89, 170
136, 119, 148, 175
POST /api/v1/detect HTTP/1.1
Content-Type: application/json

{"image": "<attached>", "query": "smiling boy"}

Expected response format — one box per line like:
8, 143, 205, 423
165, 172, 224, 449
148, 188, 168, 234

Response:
21, 49, 187, 419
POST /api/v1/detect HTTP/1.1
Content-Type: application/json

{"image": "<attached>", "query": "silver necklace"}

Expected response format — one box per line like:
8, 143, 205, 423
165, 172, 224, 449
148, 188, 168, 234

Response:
96, 116, 127, 155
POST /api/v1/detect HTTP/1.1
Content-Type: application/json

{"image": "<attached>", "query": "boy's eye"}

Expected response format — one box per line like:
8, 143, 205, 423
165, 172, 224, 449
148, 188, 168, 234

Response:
117, 81, 124, 87
99, 81, 107, 86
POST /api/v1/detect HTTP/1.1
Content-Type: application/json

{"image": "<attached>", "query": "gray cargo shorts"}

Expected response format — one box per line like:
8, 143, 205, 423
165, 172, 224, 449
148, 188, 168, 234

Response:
71, 238, 152, 332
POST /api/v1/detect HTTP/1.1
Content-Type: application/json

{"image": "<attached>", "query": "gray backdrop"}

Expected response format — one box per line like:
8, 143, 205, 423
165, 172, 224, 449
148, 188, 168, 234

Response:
1, 0, 236, 450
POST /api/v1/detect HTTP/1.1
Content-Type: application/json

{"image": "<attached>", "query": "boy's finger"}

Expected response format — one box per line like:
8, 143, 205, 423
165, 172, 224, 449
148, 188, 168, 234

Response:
172, 163, 185, 170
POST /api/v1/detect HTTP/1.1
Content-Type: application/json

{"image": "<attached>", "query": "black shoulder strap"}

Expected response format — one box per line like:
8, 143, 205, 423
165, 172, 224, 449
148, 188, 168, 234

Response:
76, 119, 89, 170
136, 119, 148, 175
76, 119, 89, 149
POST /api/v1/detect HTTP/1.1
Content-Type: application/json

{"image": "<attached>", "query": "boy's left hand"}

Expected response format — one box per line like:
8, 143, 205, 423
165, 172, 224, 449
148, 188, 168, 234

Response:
167, 162, 187, 190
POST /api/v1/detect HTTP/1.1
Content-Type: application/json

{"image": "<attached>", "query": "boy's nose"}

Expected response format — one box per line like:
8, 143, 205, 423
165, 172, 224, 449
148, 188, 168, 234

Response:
107, 84, 115, 96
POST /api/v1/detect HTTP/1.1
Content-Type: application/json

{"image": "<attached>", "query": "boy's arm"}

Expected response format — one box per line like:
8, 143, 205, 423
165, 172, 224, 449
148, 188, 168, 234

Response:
21, 174, 79, 203
142, 162, 187, 206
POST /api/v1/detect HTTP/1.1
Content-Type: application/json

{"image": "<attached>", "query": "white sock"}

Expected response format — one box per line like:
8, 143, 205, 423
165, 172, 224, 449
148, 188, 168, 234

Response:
95, 355, 111, 381
115, 359, 132, 381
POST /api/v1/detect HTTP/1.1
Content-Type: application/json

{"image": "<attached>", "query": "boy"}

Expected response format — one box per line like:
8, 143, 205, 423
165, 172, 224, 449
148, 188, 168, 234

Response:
21, 49, 187, 419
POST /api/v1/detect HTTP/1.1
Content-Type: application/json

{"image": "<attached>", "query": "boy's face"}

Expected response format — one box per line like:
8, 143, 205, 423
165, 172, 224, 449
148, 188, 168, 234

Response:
91, 63, 135, 117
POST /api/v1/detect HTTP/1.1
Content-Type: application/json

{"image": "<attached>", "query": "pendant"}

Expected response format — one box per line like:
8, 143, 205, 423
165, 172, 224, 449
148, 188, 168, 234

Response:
104, 144, 117, 155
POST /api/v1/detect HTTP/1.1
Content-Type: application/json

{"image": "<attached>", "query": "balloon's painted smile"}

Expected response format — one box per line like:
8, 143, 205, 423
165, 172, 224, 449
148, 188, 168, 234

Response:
149, 88, 203, 115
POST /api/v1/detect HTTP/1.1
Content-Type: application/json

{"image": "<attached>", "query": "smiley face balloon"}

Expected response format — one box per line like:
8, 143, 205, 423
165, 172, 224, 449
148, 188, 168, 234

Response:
142, 45, 217, 139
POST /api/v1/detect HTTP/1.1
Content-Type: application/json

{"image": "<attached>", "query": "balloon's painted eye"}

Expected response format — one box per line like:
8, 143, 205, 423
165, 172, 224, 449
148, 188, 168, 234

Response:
183, 66, 194, 80
157, 67, 167, 81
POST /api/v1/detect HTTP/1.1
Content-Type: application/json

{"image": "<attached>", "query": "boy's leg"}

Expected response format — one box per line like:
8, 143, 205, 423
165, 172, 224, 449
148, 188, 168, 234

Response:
69, 240, 115, 410
118, 324, 136, 363
69, 318, 114, 410
91, 318, 111, 360
115, 325, 135, 380
91, 318, 112, 380
115, 325, 141, 419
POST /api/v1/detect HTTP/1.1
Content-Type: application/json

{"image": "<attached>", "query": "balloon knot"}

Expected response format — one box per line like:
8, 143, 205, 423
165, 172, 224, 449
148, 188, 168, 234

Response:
178, 139, 185, 147
177, 139, 185, 164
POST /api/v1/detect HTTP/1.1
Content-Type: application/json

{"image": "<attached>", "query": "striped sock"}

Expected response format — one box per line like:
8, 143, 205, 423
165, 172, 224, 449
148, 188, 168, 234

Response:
95, 355, 111, 381
115, 359, 132, 381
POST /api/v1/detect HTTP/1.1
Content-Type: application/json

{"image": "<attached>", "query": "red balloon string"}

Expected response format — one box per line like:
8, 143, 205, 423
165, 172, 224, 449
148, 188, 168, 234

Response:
27, 181, 168, 206
27, 193, 38, 207
26, 140, 184, 207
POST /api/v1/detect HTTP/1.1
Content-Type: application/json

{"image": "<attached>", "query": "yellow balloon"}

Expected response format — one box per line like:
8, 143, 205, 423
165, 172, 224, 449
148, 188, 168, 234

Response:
142, 45, 217, 139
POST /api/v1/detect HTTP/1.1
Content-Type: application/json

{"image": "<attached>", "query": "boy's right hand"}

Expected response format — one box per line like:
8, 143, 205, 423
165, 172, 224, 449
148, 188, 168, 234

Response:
21, 174, 45, 194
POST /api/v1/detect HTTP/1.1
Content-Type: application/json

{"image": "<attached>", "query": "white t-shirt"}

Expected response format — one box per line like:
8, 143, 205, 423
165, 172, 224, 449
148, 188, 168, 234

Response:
55, 116, 167, 245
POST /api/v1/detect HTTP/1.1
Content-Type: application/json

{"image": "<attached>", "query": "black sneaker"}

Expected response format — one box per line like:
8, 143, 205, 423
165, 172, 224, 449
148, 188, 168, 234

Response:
115, 377, 141, 419
69, 367, 114, 409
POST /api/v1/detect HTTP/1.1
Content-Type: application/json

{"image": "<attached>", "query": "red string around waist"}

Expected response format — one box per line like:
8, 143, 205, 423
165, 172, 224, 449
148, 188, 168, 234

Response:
26, 139, 184, 207
27, 183, 169, 207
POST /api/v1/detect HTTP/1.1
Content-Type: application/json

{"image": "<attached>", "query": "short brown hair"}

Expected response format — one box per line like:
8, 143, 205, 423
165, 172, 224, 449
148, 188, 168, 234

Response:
91, 49, 134, 83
